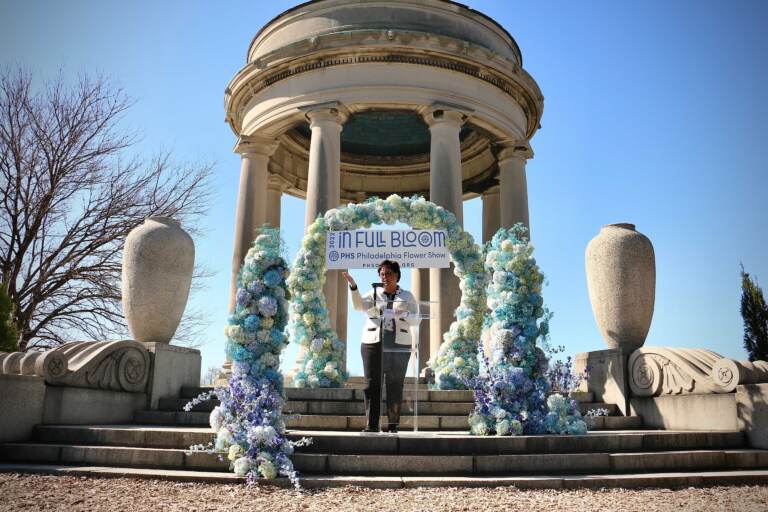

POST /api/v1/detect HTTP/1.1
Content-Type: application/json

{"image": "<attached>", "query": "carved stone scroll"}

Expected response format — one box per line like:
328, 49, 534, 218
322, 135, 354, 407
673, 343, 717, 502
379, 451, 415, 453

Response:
629, 347, 727, 397
711, 358, 768, 393
0, 340, 149, 393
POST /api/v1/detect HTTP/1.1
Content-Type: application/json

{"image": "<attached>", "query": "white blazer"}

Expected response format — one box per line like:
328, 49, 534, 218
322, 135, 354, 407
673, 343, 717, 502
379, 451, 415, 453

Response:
350, 286, 420, 345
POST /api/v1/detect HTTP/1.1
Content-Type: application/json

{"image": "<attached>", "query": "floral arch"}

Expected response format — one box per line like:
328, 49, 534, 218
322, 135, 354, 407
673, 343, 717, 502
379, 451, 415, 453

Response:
287, 194, 488, 389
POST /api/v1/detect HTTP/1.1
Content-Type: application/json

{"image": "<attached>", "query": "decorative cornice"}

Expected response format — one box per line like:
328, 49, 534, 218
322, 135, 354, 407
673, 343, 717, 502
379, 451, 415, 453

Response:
226, 48, 543, 139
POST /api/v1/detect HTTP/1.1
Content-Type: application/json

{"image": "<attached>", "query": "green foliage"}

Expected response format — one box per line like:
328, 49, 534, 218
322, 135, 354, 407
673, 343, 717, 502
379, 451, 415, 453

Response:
0, 283, 18, 352
740, 266, 768, 362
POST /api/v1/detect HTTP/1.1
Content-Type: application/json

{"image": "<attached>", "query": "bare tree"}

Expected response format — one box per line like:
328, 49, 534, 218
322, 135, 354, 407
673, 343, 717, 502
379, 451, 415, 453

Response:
200, 365, 220, 386
0, 69, 213, 351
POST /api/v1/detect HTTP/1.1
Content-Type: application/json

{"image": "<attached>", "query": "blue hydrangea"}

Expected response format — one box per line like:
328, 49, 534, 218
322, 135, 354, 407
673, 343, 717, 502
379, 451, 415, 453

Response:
469, 226, 587, 436
236, 289, 251, 306
263, 268, 283, 288
205, 228, 305, 488
243, 315, 261, 333
257, 296, 278, 317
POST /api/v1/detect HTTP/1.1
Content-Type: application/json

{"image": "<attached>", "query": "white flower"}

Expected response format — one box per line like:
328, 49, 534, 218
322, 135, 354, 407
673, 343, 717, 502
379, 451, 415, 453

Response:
215, 429, 233, 451
225, 325, 246, 344
209, 406, 223, 431
233, 456, 251, 477
228, 444, 243, 462
547, 393, 567, 414
259, 460, 278, 479
471, 422, 489, 436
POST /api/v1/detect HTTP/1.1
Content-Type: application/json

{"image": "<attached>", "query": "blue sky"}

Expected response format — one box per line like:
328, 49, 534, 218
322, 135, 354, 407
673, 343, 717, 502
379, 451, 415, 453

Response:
2, 1, 767, 377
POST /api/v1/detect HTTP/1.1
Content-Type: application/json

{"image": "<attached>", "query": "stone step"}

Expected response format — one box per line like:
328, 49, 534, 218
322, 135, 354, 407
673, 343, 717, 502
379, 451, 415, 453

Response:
3, 442, 767, 477
284, 414, 640, 431
30, 427, 743, 455
179, 387, 476, 403
585, 415, 643, 430
578, 403, 619, 416
343, 376, 429, 389
167, 395, 618, 417
34, 425, 215, 449
3, 463, 768, 489
568, 391, 595, 403
285, 415, 467, 431
0, 443, 227, 472
182, 387, 600, 408
285, 400, 472, 416
134, 410, 211, 426
289, 430, 746, 455
300, 449, 768, 476
160, 398, 220, 413
160, 398, 477, 416
180, 386, 215, 399
287, 414, 639, 431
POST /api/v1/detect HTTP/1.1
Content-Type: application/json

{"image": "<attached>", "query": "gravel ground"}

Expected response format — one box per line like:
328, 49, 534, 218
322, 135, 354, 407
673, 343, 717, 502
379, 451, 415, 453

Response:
2, 474, 768, 512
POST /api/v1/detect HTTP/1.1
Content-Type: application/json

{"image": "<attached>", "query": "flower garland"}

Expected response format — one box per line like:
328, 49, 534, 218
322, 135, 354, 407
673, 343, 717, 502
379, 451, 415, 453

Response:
288, 194, 487, 389
211, 228, 307, 487
469, 226, 587, 435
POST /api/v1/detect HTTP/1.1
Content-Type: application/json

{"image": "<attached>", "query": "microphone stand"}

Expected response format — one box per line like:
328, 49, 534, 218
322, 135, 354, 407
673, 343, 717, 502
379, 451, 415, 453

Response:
371, 282, 384, 433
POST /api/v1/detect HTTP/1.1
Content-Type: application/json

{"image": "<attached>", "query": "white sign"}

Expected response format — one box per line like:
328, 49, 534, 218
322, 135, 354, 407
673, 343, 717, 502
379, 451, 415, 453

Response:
325, 230, 450, 269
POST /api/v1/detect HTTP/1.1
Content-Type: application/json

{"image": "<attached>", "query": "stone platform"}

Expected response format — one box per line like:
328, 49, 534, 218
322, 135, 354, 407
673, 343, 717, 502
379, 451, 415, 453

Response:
2, 385, 768, 488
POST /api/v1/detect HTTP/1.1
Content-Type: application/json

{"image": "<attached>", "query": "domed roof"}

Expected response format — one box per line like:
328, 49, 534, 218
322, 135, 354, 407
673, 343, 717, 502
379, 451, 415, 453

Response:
248, 0, 523, 70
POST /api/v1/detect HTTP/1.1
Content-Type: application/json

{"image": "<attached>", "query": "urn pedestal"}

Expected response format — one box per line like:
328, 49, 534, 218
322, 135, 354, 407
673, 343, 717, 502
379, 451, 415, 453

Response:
585, 223, 655, 352
122, 217, 194, 344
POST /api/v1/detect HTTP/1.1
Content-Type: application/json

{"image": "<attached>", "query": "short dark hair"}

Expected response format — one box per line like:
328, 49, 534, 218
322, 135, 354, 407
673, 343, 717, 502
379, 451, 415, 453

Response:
377, 260, 401, 282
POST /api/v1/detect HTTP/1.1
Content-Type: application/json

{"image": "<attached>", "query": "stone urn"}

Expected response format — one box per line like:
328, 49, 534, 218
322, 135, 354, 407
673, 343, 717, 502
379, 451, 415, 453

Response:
585, 223, 655, 352
122, 217, 194, 343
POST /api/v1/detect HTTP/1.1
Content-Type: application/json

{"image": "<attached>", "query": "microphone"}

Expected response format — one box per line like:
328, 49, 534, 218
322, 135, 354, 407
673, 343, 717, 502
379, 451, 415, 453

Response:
371, 282, 383, 308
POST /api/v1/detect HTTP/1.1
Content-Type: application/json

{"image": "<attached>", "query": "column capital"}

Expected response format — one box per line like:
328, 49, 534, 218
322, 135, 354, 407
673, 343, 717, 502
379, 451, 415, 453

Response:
496, 139, 534, 163
420, 103, 473, 128
301, 101, 349, 127
234, 134, 279, 157
267, 174, 291, 192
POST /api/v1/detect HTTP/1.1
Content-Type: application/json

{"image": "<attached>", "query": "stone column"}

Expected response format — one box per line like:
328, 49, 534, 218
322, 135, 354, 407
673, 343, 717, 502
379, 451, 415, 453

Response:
423, 106, 467, 365
229, 135, 278, 312
295, 103, 347, 375
482, 186, 500, 242
265, 176, 287, 229
498, 143, 533, 238
411, 268, 430, 373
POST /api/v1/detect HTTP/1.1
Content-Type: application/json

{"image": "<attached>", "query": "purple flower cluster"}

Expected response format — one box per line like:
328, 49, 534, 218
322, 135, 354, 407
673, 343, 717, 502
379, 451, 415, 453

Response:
207, 228, 306, 487
544, 346, 589, 394
469, 226, 587, 436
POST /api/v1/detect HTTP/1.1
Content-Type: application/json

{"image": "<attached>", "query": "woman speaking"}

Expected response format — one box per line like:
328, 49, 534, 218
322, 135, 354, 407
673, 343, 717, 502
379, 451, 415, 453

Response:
342, 260, 419, 433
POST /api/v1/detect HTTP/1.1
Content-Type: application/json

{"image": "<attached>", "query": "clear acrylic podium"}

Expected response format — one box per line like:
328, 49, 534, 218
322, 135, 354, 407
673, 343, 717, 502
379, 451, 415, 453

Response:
373, 297, 436, 433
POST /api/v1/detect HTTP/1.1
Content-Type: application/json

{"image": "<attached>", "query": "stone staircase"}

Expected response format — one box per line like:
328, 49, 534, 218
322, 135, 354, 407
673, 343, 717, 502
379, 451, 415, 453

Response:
135, 383, 641, 432
2, 382, 768, 488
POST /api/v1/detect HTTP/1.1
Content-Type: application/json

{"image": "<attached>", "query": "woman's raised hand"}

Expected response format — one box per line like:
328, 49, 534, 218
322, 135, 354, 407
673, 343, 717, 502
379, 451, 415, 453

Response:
342, 271, 357, 289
